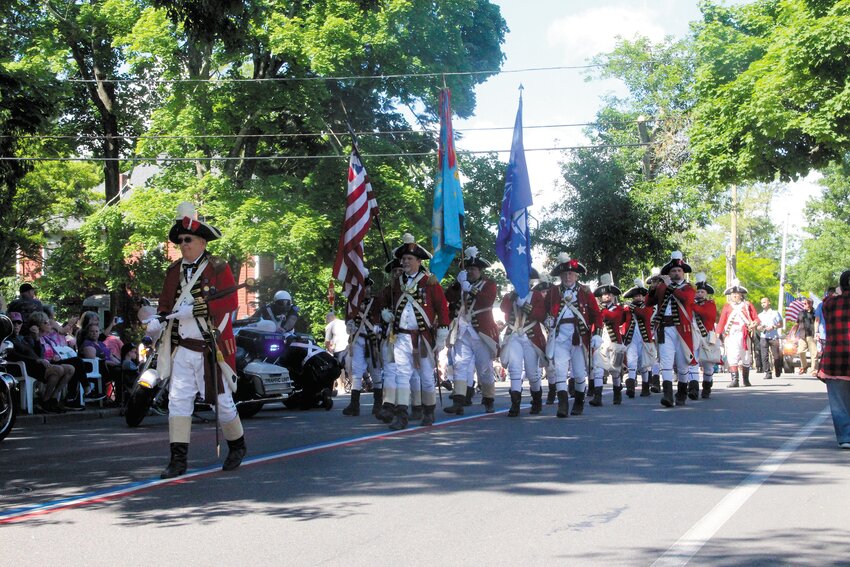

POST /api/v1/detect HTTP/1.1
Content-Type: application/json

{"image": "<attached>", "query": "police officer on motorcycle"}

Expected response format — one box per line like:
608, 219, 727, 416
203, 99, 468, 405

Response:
253, 290, 300, 334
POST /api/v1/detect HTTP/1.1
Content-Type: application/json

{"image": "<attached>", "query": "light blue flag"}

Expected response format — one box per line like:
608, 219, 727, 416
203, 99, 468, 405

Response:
431, 89, 465, 281
495, 91, 533, 297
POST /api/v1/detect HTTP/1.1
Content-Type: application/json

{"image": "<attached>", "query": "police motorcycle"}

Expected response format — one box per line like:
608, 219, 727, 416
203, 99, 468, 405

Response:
0, 315, 19, 443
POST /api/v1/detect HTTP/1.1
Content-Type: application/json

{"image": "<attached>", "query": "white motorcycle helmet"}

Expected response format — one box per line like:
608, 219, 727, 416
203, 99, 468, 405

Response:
273, 290, 292, 307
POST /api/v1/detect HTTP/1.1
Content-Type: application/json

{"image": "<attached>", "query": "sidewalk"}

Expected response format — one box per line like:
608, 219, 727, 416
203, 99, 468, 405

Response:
15, 406, 123, 425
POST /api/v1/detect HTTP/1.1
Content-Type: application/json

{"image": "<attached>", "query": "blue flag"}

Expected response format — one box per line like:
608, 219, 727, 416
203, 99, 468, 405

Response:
430, 89, 465, 281
495, 93, 533, 298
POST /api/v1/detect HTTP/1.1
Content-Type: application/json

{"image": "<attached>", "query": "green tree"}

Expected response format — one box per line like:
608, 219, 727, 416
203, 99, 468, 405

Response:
706, 250, 780, 311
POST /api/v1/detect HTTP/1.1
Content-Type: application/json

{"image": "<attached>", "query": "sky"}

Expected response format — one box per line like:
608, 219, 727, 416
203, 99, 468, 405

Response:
453, 0, 821, 239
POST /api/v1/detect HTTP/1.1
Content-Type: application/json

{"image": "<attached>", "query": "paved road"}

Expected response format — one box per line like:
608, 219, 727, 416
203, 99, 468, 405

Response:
1, 373, 848, 566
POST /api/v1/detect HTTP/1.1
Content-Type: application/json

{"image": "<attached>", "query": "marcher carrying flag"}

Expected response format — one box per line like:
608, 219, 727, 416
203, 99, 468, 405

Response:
495, 88, 533, 298
332, 151, 379, 311
430, 88, 465, 280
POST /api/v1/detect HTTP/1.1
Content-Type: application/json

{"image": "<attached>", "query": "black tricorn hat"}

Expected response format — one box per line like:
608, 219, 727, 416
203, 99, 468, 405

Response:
384, 258, 401, 273
460, 246, 491, 269
623, 278, 649, 299
695, 272, 715, 295
393, 233, 432, 260
723, 278, 748, 295
168, 202, 222, 244
550, 252, 587, 276
660, 251, 692, 275
593, 273, 622, 297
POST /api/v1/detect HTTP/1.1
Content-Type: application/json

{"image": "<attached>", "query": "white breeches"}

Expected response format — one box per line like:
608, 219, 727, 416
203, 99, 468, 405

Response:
351, 336, 382, 390
506, 334, 542, 392
626, 335, 651, 381
658, 326, 698, 383
454, 330, 494, 387
392, 333, 436, 406
552, 329, 587, 392
723, 326, 751, 368
169, 347, 238, 423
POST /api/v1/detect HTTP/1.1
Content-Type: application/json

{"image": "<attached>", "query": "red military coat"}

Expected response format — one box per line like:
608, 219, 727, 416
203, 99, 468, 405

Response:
382, 270, 450, 346
621, 304, 655, 344
647, 280, 696, 361
446, 277, 500, 352
692, 298, 718, 338
346, 294, 382, 338
717, 300, 758, 351
158, 254, 238, 369
500, 289, 548, 355
600, 302, 627, 343
546, 283, 603, 347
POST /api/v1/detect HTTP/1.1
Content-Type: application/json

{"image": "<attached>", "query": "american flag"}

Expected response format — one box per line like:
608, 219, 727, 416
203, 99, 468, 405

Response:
785, 292, 805, 322
332, 152, 379, 311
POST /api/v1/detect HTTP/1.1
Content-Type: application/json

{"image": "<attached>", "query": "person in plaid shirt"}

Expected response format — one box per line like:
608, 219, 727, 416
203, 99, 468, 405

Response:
817, 269, 850, 448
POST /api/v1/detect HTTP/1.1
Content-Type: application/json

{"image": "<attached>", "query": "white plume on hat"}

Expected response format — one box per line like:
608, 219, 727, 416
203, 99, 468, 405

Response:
695, 272, 707, 284
176, 201, 197, 220
670, 250, 683, 260
730, 277, 740, 287
633, 277, 644, 287
464, 246, 479, 259
650, 267, 661, 276
599, 273, 614, 286
557, 252, 570, 263
402, 233, 415, 244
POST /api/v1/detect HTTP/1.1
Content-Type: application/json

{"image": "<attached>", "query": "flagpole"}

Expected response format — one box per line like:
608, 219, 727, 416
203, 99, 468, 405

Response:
339, 100, 392, 263
778, 212, 789, 321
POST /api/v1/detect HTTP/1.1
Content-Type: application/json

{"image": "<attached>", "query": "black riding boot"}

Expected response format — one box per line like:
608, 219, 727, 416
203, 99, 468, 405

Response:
625, 378, 636, 398
371, 388, 383, 416
613, 385, 623, 405
570, 390, 585, 416
728, 371, 740, 388
589, 386, 603, 407
160, 443, 189, 479
508, 391, 521, 417
640, 381, 651, 397
223, 436, 247, 471
546, 383, 557, 405
688, 380, 700, 400
464, 387, 475, 407
650, 374, 661, 393
444, 395, 465, 415
389, 405, 409, 431
421, 404, 436, 426
342, 390, 361, 416
742, 367, 752, 387
568, 378, 575, 398
661, 381, 674, 408
529, 389, 543, 415
376, 402, 396, 423
410, 405, 423, 420
675, 381, 688, 406
556, 390, 569, 418
482, 397, 495, 413
701, 380, 713, 399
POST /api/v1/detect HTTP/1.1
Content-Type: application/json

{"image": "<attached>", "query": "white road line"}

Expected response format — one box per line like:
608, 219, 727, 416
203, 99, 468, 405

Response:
652, 406, 831, 567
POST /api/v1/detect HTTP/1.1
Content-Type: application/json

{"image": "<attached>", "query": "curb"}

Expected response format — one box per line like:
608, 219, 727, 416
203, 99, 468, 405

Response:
15, 407, 123, 425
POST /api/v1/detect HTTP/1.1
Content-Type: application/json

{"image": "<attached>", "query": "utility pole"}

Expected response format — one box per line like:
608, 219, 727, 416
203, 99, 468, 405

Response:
778, 212, 789, 320
726, 185, 738, 289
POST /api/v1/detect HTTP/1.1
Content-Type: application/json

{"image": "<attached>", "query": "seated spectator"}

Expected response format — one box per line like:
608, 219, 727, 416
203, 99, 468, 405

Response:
79, 322, 123, 403
100, 310, 124, 362
74, 311, 100, 350
6, 311, 73, 413
42, 304, 78, 350
8, 283, 44, 322
33, 311, 88, 409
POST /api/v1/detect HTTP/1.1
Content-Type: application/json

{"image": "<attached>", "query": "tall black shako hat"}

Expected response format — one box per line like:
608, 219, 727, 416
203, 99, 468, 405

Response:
550, 252, 587, 276
660, 250, 691, 275
168, 202, 222, 244
594, 273, 622, 297
623, 278, 649, 299
723, 278, 748, 295
393, 233, 432, 260
695, 272, 715, 295
460, 246, 491, 269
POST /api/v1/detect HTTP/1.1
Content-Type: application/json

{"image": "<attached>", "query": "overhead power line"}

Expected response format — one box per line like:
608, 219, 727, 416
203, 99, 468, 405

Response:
0, 142, 653, 162
63, 64, 601, 84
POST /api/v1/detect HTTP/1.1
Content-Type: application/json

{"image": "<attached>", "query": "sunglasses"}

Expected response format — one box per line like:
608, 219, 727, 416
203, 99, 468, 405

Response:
177, 236, 194, 244
12, 321, 22, 325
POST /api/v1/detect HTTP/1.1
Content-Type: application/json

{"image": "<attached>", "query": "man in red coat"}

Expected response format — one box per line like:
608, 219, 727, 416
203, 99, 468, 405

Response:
342, 276, 383, 417
717, 279, 759, 388
444, 247, 500, 415
692, 273, 719, 398
592, 275, 627, 406
621, 278, 656, 398
380, 233, 449, 430
500, 267, 548, 416
145, 202, 246, 479
546, 253, 603, 418
647, 251, 699, 408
